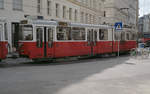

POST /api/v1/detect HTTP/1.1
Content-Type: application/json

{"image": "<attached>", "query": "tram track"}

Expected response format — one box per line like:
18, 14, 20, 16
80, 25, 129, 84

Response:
0, 54, 129, 68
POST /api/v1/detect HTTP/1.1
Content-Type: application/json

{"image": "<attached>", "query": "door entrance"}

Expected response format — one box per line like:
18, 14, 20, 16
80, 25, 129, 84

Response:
36, 26, 54, 58
87, 29, 98, 56
12, 23, 20, 51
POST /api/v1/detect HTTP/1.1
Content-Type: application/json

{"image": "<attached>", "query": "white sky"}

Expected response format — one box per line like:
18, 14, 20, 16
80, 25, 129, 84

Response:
139, 0, 150, 17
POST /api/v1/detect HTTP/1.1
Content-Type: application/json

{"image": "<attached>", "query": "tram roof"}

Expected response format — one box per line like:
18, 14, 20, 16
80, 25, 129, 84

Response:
21, 19, 113, 29
70, 23, 113, 29
32, 20, 57, 25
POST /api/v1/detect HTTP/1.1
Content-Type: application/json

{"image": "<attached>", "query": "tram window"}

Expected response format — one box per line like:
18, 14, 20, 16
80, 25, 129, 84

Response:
131, 33, 134, 40
4, 23, 8, 40
87, 30, 90, 42
48, 28, 53, 41
134, 33, 137, 40
131, 33, 137, 40
20, 25, 33, 41
47, 28, 53, 47
57, 27, 71, 40
126, 33, 130, 40
121, 32, 125, 41
129, 32, 133, 40
71, 27, 85, 40
115, 32, 121, 40
99, 29, 108, 40
87, 29, 93, 42
36, 28, 43, 48
94, 30, 97, 41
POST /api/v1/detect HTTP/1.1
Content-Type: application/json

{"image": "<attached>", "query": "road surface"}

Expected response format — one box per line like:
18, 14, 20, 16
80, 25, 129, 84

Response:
0, 56, 150, 94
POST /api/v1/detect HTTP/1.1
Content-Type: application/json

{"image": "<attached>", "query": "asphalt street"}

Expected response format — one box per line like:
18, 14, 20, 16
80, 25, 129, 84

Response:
0, 56, 150, 94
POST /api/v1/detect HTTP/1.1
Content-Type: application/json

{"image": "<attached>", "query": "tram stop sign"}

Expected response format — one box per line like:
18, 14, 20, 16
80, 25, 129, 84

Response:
114, 22, 123, 31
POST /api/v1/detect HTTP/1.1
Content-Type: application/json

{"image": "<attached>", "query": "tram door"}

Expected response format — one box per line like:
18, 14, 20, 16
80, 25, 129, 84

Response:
87, 29, 98, 56
12, 23, 19, 51
36, 27, 54, 58
45, 27, 54, 58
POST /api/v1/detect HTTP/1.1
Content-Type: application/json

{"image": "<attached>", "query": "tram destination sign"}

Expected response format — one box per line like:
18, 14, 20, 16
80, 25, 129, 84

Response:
58, 22, 68, 27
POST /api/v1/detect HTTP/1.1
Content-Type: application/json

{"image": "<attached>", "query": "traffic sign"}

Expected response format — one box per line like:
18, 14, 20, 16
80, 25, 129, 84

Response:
114, 22, 123, 30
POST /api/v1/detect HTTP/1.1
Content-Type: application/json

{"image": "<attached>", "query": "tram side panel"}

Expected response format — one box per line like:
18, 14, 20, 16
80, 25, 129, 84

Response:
0, 22, 8, 60
0, 42, 8, 59
113, 31, 137, 53
54, 41, 91, 58
54, 27, 91, 58
97, 29, 113, 54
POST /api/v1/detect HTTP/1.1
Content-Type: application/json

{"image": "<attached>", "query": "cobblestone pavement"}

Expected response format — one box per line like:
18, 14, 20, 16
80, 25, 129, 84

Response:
0, 56, 150, 94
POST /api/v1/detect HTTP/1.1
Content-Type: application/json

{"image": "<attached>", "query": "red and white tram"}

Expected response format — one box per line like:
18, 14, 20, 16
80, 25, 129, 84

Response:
18, 19, 137, 60
0, 19, 8, 61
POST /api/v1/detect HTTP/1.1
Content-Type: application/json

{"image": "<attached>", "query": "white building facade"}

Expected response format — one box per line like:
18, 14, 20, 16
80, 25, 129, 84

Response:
139, 14, 150, 33
0, 0, 103, 51
0, 0, 138, 51
102, 0, 138, 29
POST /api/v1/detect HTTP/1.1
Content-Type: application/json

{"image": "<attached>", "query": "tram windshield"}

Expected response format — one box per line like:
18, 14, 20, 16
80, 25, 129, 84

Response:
20, 25, 33, 41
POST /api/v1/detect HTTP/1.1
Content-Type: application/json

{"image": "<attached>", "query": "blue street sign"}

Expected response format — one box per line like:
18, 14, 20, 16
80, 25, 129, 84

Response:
114, 22, 123, 31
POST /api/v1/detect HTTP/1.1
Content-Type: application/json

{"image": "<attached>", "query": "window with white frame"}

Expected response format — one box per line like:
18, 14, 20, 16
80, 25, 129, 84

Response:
37, 0, 42, 13
56, 3, 59, 17
0, 0, 4, 9
85, 13, 88, 24
81, 12, 84, 23
63, 6, 66, 19
75, 9, 78, 22
13, 0, 23, 11
47, 0, 51, 16
69, 8, 72, 20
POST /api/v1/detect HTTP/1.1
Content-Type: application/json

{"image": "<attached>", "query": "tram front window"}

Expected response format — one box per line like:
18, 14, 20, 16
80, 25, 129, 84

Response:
20, 25, 33, 41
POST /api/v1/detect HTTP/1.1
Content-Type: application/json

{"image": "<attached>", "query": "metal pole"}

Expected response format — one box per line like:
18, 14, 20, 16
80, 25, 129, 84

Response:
118, 34, 120, 57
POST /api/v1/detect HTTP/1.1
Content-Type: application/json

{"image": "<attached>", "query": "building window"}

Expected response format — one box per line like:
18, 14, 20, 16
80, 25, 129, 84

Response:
0, 0, 4, 9
75, 9, 78, 21
89, 14, 92, 24
104, 11, 106, 17
13, 0, 23, 11
37, 0, 42, 13
63, 6, 66, 19
47, 0, 51, 16
69, 8, 72, 20
85, 13, 88, 24
81, 12, 84, 23
56, 3, 59, 17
